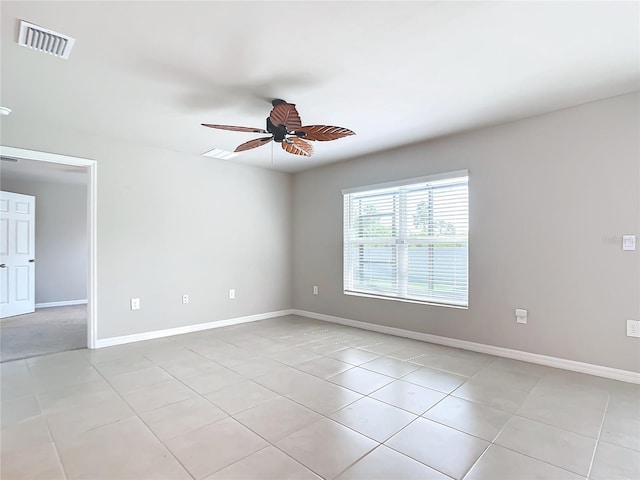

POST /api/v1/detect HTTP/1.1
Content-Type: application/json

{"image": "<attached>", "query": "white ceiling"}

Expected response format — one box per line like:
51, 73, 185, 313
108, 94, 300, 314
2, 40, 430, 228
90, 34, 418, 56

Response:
0, 1, 638, 177
1, 157, 87, 186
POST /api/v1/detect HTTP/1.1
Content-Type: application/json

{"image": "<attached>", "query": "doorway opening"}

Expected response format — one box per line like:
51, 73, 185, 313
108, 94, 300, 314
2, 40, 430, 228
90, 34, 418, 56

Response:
0, 146, 97, 356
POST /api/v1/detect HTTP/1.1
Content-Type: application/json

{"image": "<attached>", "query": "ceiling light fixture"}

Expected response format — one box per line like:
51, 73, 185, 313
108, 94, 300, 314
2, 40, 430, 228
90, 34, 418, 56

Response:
202, 148, 238, 160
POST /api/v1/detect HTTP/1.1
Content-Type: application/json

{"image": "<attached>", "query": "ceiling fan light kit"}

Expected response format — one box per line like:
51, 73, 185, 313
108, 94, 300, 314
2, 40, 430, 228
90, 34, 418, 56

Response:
202, 147, 238, 160
202, 99, 355, 157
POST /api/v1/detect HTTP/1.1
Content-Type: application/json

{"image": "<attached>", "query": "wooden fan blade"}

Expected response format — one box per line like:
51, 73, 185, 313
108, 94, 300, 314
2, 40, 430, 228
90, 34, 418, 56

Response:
235, 137, 273, 152
202, 124, 268, 134
296, 125, 355, 141
281, 137, 313, 157
269, 103, 302, 130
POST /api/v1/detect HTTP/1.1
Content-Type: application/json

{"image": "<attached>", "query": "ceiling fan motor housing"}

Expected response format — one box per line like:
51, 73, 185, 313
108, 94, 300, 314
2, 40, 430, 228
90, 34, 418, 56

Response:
266, 116, 289, 142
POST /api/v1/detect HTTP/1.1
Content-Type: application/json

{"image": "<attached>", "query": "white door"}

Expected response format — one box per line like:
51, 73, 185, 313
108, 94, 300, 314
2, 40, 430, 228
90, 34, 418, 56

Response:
0, 191, 36, 318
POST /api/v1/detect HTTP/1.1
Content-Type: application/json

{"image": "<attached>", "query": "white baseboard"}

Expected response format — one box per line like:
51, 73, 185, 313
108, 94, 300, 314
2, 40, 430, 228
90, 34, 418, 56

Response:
92, 306, 639, 384
36, 299, 88, 308
293, 309, 640, 385
95, 309, 295, 349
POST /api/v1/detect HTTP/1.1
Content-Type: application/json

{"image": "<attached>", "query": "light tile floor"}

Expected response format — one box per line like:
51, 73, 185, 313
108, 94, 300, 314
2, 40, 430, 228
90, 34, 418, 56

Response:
1, 315, 638, 480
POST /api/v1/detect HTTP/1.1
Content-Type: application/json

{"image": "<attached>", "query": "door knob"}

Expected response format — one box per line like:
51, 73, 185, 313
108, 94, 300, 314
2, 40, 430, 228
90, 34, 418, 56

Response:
29, 259, 35, 263
0, 264, 5, 268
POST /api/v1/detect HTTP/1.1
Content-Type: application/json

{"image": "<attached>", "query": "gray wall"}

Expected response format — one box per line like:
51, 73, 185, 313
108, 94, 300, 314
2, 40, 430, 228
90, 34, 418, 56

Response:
292, 93, 640, 372
2, 93, 638, 372
0, 178, 87, 304
0, 128, 293, 340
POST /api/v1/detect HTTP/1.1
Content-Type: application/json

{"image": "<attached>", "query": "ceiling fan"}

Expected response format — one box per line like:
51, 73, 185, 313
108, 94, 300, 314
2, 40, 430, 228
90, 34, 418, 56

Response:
202, 99, 355, 157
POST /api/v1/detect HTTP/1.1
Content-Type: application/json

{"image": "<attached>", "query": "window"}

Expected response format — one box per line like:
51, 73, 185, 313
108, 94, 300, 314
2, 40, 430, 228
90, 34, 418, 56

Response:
343, 170, 468, 308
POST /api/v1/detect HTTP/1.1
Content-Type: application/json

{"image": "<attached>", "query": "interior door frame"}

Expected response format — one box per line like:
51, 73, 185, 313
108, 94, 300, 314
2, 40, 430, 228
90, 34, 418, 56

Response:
0, 145, 98, 349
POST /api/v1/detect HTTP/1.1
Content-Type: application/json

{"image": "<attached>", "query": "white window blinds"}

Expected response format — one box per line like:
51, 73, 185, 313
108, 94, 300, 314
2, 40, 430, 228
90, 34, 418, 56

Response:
343, 171, 469, 308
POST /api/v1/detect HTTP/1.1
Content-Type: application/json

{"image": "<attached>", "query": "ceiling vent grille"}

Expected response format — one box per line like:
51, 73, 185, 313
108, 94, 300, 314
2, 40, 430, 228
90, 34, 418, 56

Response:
18, 21, 75, 60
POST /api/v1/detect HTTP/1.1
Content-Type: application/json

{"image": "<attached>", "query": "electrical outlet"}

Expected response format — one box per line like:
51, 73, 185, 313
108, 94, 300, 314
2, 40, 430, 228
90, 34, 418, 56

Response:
515, 308, 527, 324
313, 285, 319, 295
627, 320, 640, 338
229, 289, 235, 300
622, 235, 636, 251
182, 294, 189, 304
130, 298, 140, 310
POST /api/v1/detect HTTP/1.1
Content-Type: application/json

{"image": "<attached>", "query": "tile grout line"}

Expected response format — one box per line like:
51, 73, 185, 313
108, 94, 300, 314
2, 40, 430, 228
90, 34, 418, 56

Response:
379, 415, 459, 480
360, 370, 470, 478
90, 361, 198, 480
460, 443, 492, 479
196, 332, 426, 478
213, 442, 322, 479
454, 373, 538, 479
211, 402, 340, 479
586, 393, 610, 479
23, 350, 298, 480
460, 371, 607, 479
477, 394, 605, 479
138, 339, 364, 479
380, 380, 500, 479
487, 435, 599, 479
459, 391, 516, 479
328, 445, 383, 480
7, 321, 352, 479
24, 360, 70, 480
252, 342, 461, 478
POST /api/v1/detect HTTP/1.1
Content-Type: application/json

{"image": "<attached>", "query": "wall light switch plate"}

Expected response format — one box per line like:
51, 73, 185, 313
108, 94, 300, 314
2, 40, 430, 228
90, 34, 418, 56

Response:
623, 235, 636, 251
313, 285, 319, 295
229, 289, 235, 300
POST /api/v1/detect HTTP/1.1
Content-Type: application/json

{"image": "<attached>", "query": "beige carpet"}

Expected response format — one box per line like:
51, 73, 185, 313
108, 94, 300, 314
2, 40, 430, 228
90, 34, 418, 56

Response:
0, 305, 87, 362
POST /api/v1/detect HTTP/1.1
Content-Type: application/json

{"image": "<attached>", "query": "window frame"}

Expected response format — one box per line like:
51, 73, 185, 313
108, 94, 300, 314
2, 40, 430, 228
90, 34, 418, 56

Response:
342, 170, 469, 309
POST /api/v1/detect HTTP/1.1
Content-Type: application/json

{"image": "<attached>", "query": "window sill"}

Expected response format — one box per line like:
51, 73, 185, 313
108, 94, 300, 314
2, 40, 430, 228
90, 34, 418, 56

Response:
343, 290, 468, 310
